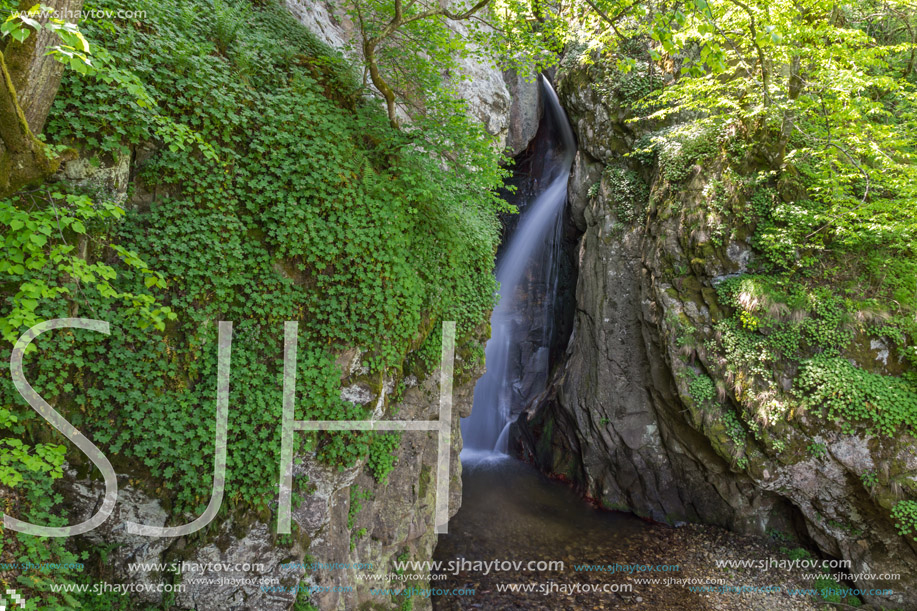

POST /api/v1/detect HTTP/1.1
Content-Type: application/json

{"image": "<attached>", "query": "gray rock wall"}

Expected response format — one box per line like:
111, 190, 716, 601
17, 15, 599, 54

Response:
514, 52, 917, 609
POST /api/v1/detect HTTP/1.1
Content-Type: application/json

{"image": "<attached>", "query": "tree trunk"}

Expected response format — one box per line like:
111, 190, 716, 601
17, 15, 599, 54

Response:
3, 0, 84, 134
0, 0, 82, 197
0, 49, 59, 196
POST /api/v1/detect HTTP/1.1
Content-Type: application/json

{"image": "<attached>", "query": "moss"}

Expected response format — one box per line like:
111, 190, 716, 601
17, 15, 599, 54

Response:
676, 273, 705, 297
602, 500, 631, 512
537, 417, 555, 457
705, 415, 740, 462
417, 464, 432, 499
701, 287, 723, 320
0, 48, 64, 196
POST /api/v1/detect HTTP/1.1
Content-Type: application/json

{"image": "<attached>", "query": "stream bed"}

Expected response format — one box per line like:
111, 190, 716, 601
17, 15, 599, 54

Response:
432, 457, 822, 611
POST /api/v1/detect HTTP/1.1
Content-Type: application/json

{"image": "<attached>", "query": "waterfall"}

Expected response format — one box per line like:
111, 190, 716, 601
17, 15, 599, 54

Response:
460, 77, 576, 460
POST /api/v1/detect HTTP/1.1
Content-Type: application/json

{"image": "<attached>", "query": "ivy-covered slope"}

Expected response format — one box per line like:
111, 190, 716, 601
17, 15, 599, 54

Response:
0, 0, 503, 608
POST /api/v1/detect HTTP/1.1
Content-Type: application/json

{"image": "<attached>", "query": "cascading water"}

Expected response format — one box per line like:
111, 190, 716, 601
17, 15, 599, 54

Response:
435, 78, 654, 611
460, 78, 576, 459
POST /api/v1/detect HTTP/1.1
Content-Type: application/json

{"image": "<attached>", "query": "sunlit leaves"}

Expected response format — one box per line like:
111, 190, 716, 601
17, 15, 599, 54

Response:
0, 192, 175, 344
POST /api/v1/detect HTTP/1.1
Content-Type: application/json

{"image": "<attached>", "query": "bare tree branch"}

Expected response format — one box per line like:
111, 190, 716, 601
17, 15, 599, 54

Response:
581, 0, 640, 40
724, 0, 771, 105
360, 0, 494, 128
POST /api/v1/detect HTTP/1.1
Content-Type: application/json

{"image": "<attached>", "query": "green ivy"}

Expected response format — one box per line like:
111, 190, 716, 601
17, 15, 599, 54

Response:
4, 0, 507, 523
0, 190, 174, 345
687, 370, 716, 406
722, 409, 746, 450
891, 500, 917, 542
348, 486, 372, 530
366, 433, 401, 484
656, 125, 719, 185
861, 471, 878, 489
1, 405, 87, 609
796, 355, 917, 436
602, 166, 649, 226
806, 442, 827, 458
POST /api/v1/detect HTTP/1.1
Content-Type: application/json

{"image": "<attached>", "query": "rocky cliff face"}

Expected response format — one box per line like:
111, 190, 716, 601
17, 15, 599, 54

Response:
284, 0, 541, 155
64, 349, 480, 611
514, 52, 917, 608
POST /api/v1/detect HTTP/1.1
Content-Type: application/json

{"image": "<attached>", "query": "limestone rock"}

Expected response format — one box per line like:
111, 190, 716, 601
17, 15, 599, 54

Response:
286, 0, 537, 152
514, 48, 917, 609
